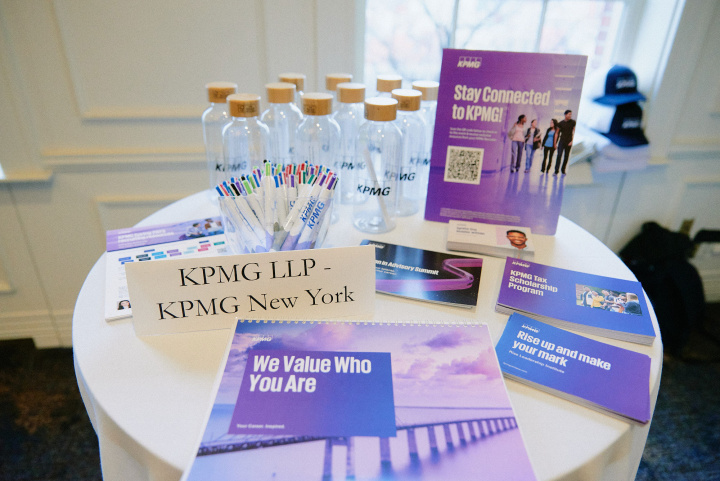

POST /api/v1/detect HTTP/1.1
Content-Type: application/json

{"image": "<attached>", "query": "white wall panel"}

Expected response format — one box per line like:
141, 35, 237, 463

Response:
315, 0, 365, 84
11, 169, 205, 317
3, 0, 268, 157
560, 172, 624, 245
95, 194, 187, 241
673, 1, 720, 147
644, 0, 717, 158
671, 176, 720, 237
0, 2, 42, 176
0, 188, 57, 346
54, 0, 265, 120
262, 0, 317, 90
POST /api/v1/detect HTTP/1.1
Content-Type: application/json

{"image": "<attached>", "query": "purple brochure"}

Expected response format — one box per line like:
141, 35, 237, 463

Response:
106, 217, 224, 252
425, 49, 587, 235
496, 313, 651, 424
497, 258, 655, 344
361, 239, 482, 308
182, 320, 537, 481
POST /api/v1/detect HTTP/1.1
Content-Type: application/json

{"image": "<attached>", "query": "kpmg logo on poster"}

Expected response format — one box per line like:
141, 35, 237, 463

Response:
457, 56, 481, 68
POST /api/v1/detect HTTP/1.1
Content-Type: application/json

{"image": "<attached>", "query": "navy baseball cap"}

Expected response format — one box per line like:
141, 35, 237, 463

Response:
593, 65, 646, 106
602, 103, 649, 147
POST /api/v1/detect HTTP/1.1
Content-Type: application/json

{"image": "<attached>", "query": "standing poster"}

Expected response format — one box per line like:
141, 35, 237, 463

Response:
424, 49, 587, 235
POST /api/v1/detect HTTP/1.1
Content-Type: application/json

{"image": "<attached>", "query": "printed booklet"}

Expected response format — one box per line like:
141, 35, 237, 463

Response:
447, 220, 535, 259
361, 240, 483, 308
181, 319, 537, 481
496, 314, 651, 424
496, 258, 656, 345
104, 217, 227, 321
424, 49, 588, 235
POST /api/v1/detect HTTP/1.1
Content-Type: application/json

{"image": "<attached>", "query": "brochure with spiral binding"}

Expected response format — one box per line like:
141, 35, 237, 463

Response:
181, 319, 537, 481
361, 239, 483, 309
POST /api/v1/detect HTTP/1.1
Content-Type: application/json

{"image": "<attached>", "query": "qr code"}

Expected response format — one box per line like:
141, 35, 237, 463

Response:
444, 146, 483, 184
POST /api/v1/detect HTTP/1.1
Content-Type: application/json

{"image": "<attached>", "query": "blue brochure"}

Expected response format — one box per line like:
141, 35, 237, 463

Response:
496, 258, 656, 345
496, 314, 651, 424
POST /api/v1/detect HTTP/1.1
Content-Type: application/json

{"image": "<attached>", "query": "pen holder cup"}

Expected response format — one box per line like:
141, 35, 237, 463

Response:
219, 195, 334, 255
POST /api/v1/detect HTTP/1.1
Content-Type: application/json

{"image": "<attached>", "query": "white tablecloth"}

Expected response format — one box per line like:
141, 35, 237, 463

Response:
73, 190, 662, 481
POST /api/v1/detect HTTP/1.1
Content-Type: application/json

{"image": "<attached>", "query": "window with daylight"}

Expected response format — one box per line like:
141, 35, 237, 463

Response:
364, 0, 637, 88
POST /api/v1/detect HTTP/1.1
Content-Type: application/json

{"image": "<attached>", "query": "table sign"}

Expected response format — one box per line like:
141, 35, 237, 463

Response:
126, 245, 376, 336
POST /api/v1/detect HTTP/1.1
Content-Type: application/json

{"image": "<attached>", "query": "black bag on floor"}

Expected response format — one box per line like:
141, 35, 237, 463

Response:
619, 222, 705, 355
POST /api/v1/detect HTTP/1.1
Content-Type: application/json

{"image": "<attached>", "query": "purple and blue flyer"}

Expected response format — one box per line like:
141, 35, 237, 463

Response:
496, 258, 656, 344
361, 239, 483, 308
182, 320, 537, 481
104, 217, 227, 321
496, 313, 651, 424
424, 49, 587, 235
106, 217, 224, 252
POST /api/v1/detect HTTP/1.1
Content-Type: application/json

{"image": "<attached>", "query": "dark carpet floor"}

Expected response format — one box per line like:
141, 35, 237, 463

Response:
0, 339, 101, 481
1, 305, 720, 480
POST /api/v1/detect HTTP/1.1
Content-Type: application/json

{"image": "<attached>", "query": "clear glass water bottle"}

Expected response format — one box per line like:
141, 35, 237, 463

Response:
278, 72, 305, 108
332, 82, 365, 204
325, 73, 353, 111
202, 81, 237, 189
376, 74, 402, 98
295, 93, 341, 167
222, 93, 270, 181
261, 82, 303, 164
391, 88, 427, 216
412, 80, 439, 165
353, 97, 402, 234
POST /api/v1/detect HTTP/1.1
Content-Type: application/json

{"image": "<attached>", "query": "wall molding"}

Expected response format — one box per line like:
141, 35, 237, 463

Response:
41, 148, 205, 169
93, 193, 188, 242
0, 310, 59, 348
668, 143, 720, 160
80, 107, 204, 121
51, 1, 209, 122
52, 309, 74, 347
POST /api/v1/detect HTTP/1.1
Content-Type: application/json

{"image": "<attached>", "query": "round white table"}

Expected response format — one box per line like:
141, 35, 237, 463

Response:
73, 190, 662, 481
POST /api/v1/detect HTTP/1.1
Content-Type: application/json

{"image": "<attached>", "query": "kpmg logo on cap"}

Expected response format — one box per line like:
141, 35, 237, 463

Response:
457, 56, 481, 68
622, 118, 641, 129
616, 77, 637, 90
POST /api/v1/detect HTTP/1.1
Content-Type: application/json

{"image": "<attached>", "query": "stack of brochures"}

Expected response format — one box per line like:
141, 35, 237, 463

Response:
446, 220, 535, 259
362, 240, 483, 309
495, 258, 656, 345
496, 314, 651, 424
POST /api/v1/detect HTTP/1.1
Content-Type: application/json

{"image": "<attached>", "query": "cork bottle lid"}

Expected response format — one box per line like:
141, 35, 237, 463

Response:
326, 73, 353, 92
411, 80, 439, 101
364, 97, 398, 121
206, 81, 238, 103
266, 82, 296, 104
337, 82, 366, 104
302, 93, 333, 116
278, 72, 305, 92
376, 75, 402, 93
391, 88, 422, 111
227, 93, 261, 118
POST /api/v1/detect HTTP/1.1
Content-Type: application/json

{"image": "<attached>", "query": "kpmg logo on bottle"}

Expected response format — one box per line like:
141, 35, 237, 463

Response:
457, 56, 481, 68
